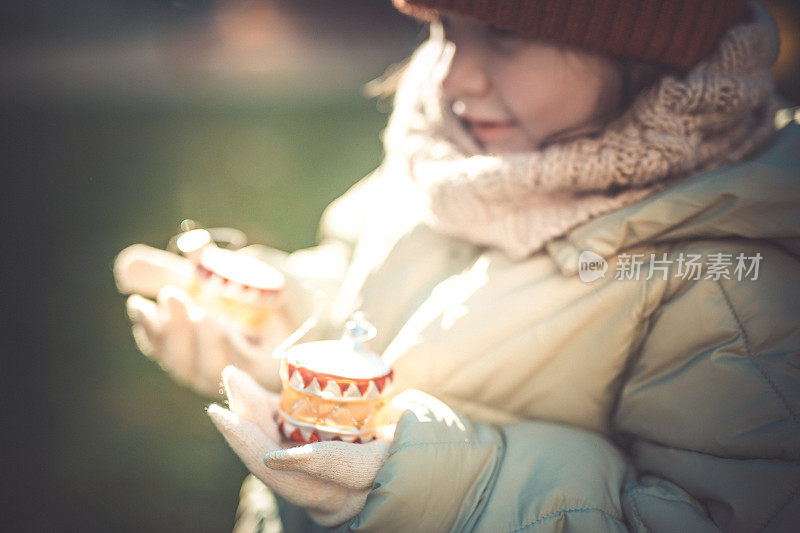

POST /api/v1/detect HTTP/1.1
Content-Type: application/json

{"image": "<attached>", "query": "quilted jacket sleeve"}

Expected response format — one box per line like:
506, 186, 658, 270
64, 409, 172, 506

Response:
337, 244, 800, 533
341, 392, 632, 533
611, 241, 800, 532
339, 393, 724, 533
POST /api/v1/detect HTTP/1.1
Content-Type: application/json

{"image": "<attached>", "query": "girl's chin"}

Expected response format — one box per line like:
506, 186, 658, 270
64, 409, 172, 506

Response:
469, 129, 532, 155
478, 139, 531, 155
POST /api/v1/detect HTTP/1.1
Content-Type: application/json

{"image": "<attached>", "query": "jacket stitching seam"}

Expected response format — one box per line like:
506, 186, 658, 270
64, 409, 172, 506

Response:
461, 438, 505, 532
626, 491, 651, 533
606, 247, 666, 434
509, 507, 625, 532
714, 278, 800, 428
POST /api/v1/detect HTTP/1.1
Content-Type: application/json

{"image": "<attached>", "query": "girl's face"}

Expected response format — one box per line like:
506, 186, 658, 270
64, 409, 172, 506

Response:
436, 14, 624, 154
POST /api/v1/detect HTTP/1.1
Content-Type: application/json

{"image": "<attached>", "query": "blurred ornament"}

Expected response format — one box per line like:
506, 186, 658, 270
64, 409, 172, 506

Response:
171, 223, 285, 333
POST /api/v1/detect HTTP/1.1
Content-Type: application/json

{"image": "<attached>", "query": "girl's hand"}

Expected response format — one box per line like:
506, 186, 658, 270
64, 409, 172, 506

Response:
114, 244, 290, 396
208, 366, 392, 527
113, 243, 195, 299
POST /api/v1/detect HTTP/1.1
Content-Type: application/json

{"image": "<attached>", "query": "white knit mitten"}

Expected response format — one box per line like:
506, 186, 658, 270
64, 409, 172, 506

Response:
114, 244, 291, 395
209, 366, 392, 527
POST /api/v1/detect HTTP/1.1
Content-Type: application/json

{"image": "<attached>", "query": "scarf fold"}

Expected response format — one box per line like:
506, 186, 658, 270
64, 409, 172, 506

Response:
381, 1, 779, 260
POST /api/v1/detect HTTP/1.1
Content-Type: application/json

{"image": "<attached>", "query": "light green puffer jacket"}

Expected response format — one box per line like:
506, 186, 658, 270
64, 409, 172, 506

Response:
239, 122, 800, 533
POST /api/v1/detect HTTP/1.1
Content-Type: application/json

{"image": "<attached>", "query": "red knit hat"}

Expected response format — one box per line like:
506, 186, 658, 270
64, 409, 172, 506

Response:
392, 0, 750, 68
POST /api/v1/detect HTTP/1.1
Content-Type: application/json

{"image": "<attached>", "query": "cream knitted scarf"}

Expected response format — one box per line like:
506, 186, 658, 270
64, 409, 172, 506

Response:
381, 2, 780, 260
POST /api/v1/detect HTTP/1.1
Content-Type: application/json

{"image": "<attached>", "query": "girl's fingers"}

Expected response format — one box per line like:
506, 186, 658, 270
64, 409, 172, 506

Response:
114, 244, 194, 299
264, 439, 390, 490
225, 313, 289, 393
156, 286, 198, 384
194, 314, 231, 396
126, 294, 163, 357
307, 489, 372, 528
221, 366, 282, 443
208, 403, 282, 474
208, 404, 346, 512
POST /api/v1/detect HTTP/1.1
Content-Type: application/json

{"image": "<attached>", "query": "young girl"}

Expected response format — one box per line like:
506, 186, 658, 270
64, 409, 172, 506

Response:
115, 0, 800, 531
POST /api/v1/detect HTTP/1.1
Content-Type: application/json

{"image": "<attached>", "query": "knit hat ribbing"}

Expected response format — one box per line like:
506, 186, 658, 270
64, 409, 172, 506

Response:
392, 0, 750, 68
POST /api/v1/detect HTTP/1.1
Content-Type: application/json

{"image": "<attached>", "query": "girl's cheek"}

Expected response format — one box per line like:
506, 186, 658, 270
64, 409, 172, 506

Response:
501, 79, 555, 135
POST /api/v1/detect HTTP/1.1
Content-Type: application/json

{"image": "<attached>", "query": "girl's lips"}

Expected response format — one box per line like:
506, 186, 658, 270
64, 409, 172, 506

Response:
463, 117, 517, 144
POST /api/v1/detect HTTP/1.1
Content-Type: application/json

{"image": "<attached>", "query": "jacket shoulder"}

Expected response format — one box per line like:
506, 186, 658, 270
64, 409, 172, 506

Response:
653, 238, 800, 309
616, 236, 800, 459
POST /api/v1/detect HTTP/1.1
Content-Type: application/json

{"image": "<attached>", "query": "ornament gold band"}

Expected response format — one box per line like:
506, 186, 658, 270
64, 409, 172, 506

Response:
189, 277, 279, 331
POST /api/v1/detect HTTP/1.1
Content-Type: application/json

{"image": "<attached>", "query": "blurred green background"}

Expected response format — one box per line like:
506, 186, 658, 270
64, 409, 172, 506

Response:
5, 1, 421, 531
8, 101, 393, 532
3, 0, 798, 531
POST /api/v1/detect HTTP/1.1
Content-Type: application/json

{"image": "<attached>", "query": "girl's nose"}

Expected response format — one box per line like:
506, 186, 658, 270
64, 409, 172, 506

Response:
441, 44, 491, 99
